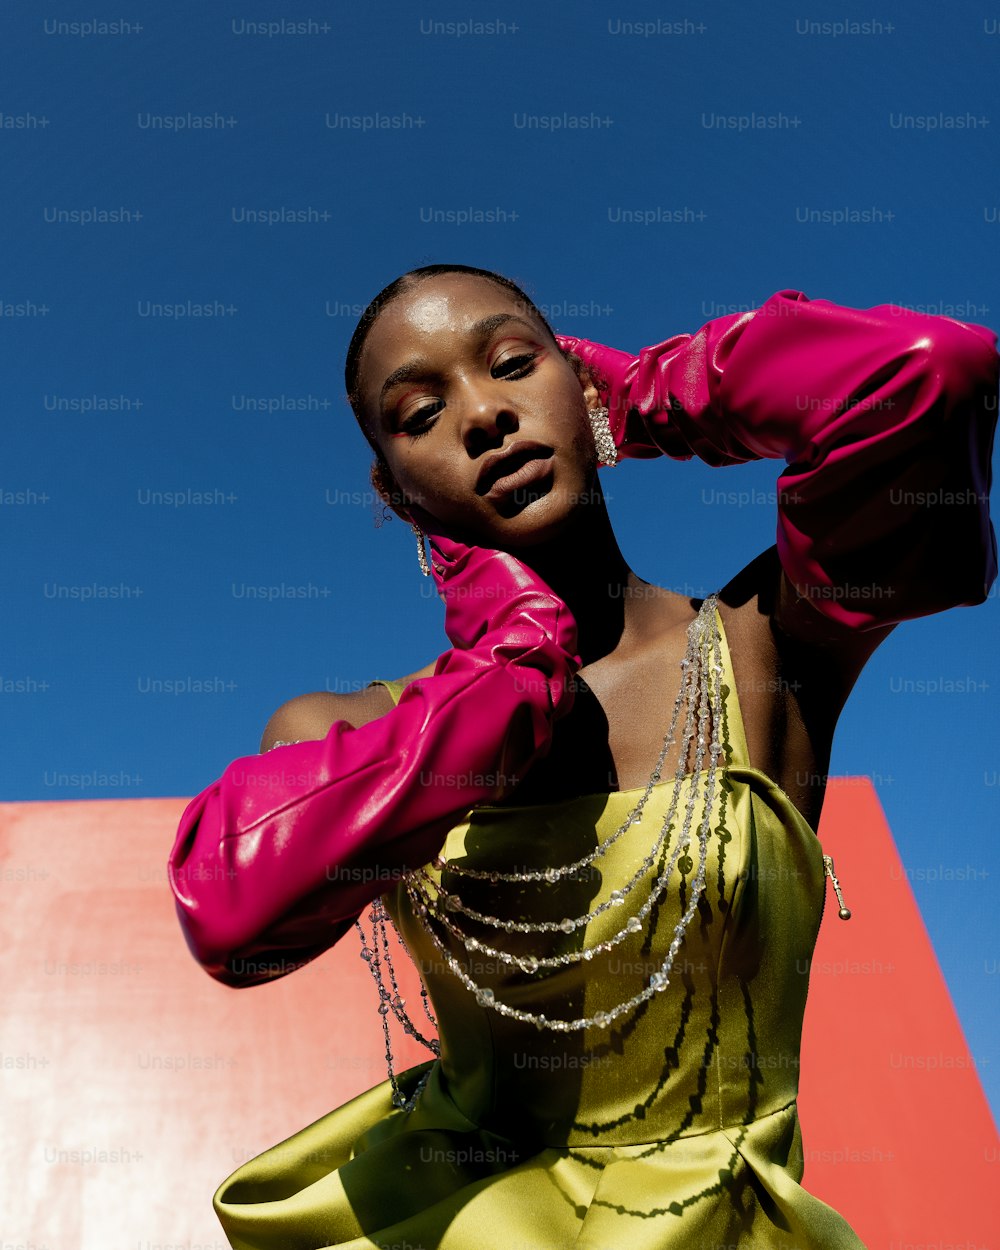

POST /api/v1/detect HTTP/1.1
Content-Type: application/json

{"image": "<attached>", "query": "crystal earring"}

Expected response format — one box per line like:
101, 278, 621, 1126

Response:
411, 523, 432, 577
589, 405, 618, 467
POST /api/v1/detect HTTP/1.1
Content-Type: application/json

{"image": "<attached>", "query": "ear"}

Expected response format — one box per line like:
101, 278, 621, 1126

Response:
558, 345, 602, 410
370, 457, 415, 524
580, 367, 602, 414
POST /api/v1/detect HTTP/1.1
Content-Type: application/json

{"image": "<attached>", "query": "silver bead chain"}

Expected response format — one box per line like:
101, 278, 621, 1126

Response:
352, 594, 726, 1106
268, 594, 731, 1111
423, 604, 709, 887
355, 595, 725, 1085
401, 602, 722, 964
354, 896, 439, 1112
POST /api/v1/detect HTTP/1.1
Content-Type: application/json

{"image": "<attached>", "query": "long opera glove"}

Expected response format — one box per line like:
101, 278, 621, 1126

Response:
167, 523, 580, 987
557, 290, 998, 630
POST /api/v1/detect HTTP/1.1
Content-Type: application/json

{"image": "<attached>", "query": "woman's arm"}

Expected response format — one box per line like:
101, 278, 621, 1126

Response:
558, 291, 999, 633
257, 661, 439, 754
167, 533, 579, 989
260, 687, 394, 754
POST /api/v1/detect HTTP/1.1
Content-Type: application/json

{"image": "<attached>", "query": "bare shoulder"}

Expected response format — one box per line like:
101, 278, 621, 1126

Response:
259, 659, 439, 751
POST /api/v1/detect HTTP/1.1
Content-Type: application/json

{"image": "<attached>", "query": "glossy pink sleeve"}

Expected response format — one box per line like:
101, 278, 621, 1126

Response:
558, 290, 999, 630
167, 565, 578, 988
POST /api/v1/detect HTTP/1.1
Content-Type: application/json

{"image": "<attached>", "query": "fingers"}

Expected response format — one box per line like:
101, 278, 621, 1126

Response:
554, 333, 581, 355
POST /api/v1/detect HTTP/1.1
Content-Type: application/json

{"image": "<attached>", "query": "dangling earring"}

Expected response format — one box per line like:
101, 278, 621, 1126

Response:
411, 523, 432, 577
589, 405, 618, 468
371, 457, 432, 577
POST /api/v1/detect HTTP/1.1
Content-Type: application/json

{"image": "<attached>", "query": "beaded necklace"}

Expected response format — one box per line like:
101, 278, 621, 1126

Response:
357, 592, 726, 1111
274, 592, 852, 1114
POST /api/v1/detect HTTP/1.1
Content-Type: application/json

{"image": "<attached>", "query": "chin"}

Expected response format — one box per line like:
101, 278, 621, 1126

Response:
486, 470, 598, 550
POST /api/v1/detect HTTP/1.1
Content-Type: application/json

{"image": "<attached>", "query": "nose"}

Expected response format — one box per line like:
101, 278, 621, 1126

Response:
456, 378, 519, 454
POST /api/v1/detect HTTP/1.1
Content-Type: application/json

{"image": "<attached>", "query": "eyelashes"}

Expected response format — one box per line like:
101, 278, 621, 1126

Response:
399, 353, 538, 438
402, 405, 441, 439
494, 352, 537, 379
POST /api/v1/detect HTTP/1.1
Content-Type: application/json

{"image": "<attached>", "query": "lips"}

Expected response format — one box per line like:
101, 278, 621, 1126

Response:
476, 442, 553, 496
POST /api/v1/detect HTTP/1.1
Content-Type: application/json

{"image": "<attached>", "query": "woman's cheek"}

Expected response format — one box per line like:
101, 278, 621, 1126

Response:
394, 460, 467, 520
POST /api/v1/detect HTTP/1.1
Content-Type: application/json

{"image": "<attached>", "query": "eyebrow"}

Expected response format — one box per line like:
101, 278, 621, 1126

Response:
377, 312, 540, 409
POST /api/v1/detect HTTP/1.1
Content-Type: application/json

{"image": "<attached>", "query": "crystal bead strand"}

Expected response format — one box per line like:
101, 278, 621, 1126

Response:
275, 595, 726, 1094
400, 597, 725, 1032
408, 616, 708, 946
408, 614, 722, 1030
370, 896, 440, 1051
354, 899, 439, 1112
401, 611, 711, 973
363, 612, 709, 1101
403, 597, 717, 949
427, 618, 699, 887
409, 595, 710, 913
404, 627, 705, 952
385, 903, 442, 1033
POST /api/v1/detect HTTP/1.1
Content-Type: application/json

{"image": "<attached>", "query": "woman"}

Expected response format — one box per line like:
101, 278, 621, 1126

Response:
168, 263, 998, 1248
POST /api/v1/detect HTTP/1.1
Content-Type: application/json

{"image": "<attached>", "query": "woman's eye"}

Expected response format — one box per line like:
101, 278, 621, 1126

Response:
402, 402, 442, 436
397, 355, 535, 436
493, 353, 536, 378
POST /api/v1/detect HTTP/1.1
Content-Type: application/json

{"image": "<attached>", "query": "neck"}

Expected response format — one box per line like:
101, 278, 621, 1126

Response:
513, 495, 651, 667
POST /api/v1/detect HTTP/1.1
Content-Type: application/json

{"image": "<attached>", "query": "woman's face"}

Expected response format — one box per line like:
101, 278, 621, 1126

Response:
355, 273, 598, 548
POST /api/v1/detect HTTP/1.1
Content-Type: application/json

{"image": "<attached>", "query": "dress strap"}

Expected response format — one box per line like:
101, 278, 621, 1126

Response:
710, 601, 752, 772
367, 678, 406, 707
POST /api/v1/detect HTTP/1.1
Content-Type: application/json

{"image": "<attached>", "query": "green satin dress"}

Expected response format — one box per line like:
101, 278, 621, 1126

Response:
213, 605, 868, 1249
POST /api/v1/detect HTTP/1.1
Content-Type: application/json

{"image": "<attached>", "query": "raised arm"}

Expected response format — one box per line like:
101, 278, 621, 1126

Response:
558, 290, 999, 632
167, 530, 579, 988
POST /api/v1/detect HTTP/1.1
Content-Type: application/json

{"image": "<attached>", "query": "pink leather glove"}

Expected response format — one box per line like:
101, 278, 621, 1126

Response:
557, 290, 999, 630
167, 515, 580, 987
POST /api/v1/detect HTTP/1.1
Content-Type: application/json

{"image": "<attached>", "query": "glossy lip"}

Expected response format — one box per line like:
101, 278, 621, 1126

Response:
482, 455, 554, 503
476, 440, 553, 496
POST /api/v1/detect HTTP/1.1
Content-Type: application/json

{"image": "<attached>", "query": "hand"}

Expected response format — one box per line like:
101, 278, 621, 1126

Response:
555, 332, 636, 440
407, 503, 576, 659
555, 333, 636, 414
555, 332, 689, 461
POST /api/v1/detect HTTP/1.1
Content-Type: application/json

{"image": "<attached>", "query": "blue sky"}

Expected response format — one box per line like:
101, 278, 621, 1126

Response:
3, 2, 997, 1116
